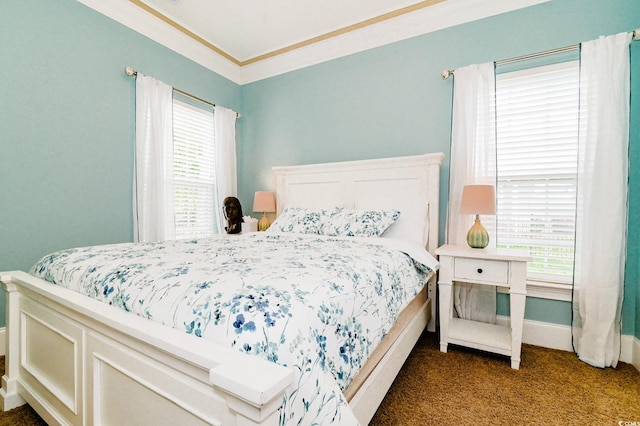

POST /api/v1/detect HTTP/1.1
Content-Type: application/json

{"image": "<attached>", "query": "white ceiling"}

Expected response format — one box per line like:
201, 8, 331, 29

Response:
78, 0, 550, 84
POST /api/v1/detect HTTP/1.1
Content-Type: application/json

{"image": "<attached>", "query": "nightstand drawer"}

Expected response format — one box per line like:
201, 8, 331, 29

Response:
454, 258, 509, 284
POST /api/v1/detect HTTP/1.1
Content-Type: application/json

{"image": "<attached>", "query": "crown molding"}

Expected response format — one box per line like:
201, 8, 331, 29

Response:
76, 0, 550, 85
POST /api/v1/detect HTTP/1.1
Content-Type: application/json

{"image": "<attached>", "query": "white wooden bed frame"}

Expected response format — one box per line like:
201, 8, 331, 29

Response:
1, 152, 443, 426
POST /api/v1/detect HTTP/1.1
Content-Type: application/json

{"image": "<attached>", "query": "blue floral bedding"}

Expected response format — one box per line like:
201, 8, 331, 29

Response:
30, 233, 436, 425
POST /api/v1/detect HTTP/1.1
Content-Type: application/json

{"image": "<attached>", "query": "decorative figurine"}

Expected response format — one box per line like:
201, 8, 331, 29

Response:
223, 196, 244, 234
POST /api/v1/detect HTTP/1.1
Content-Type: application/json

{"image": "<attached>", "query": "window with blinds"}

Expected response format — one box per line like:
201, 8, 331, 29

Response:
494, 60, 580, 284
172, 98, 219, 239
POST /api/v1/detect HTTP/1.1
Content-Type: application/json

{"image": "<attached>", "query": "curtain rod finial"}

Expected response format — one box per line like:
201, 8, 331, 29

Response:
441, 70, 453, 80
125, 66, 137, 76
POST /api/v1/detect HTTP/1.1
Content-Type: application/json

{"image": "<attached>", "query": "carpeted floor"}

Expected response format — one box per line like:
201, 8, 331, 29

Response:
1, 331, 638, 425
0, 400, 46, 426
370, 332, 640, 425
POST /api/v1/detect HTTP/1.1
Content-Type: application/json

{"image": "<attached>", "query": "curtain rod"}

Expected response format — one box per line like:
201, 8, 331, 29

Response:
440, 28, 640, 80
124, 67, 241, 118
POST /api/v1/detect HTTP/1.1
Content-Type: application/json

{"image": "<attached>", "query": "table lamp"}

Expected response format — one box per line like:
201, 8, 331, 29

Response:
460, 184, 496, 249
253, 191, 276, 231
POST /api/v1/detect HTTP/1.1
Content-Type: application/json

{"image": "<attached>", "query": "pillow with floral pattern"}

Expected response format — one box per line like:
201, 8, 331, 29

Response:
323, 209, 401, 237
266, 207, 337, 235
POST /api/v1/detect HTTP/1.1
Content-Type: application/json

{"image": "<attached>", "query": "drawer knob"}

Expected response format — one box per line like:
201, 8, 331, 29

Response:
477, 268, 483, 274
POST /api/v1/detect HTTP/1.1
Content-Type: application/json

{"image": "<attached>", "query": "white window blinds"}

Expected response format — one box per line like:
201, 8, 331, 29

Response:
172, 99, 218, 239
495, 61, 580, 284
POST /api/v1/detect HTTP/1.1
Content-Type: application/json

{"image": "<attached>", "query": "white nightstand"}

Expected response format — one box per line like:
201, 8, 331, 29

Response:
436, 244, 532, 369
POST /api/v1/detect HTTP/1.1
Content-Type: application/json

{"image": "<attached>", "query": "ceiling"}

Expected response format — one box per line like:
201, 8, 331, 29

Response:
78, 0, 550, 84
132, 0, 444, 65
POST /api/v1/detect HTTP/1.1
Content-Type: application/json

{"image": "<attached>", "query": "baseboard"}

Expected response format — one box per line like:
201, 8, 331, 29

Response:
627, 334, 640, 372
496, 316, 639, 371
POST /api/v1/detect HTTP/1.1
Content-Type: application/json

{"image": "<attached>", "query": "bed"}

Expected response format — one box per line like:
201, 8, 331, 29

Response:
0, 152, 444, 425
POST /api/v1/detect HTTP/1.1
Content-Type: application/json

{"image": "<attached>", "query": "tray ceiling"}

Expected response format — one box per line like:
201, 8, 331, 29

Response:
134, 0, 444, 65
78, 0, 551, 84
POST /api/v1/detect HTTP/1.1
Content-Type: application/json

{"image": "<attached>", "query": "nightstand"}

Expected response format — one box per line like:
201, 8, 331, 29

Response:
436, 244, 532, 369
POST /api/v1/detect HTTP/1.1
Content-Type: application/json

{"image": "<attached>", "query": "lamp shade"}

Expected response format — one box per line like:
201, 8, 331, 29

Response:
460, 185, 496, 215
253, 191, 276, 213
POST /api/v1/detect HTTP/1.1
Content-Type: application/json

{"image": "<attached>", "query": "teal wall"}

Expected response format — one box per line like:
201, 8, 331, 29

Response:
239, 0, 640, 337
0, 0, 240, 324
1, 0, 638, 339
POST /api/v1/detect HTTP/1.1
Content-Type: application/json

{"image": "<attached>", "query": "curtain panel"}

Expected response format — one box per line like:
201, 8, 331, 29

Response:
133, 74, 175, 243
572, 32, 632, 368
446, 62, 498, 323
213, 106, 238, 233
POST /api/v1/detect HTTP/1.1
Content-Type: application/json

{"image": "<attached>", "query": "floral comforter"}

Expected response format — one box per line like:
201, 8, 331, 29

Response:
30, 233, 437, 425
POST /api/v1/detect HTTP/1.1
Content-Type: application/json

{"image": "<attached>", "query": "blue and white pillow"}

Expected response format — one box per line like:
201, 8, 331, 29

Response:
266, 207, 336, 235
323, 209, 401, 237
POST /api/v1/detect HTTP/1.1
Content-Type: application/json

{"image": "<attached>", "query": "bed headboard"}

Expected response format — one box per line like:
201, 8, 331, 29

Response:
272, 153, 444, 256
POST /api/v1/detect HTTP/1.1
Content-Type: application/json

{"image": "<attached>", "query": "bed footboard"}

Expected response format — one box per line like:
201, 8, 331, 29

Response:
1, 271, 293, 426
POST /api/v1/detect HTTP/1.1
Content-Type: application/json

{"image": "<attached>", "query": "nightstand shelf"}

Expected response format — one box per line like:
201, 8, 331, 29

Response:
436, 244, 532, 369
448, 318, 512, 355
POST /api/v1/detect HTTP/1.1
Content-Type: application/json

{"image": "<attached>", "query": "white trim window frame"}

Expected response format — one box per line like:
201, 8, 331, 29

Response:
493, 60, 580, 301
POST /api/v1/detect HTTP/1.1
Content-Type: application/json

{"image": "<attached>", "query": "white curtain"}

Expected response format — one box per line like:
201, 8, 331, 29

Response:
214, 106, 238, 232
447, 62, 498, 323
572, 32, 632, 368
133, 74, 175, 242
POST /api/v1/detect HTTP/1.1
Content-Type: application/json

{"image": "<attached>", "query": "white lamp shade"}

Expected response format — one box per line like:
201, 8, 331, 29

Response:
460, 185, 496, 215
253, 191, 276, 213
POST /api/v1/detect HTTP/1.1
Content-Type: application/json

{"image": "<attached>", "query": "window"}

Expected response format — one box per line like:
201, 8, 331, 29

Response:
494, 61, 580, 285
172, 97, 220, 238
